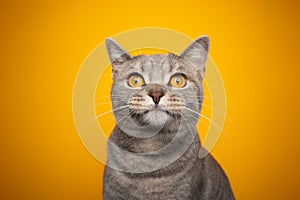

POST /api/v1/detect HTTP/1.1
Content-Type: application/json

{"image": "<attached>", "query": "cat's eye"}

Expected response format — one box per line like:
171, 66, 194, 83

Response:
128, 74, 145, 88
169, 74, 186, 88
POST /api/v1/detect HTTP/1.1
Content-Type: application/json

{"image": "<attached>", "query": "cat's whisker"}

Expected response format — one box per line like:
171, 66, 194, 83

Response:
182, 107, 229, 137
182, 109, 231, 140
96, 95, 128, 98
115, 109, 150, 131
95, 99, 129, 106
192, 94, 226, 103
95, 102, 112, 106
201, 104, 232, 122
184, 102, 232, 121
95, 105, 130, 119
95, 96, 111, 99
115, 109, 136, 126
200, 97, 225, 104
78, 102, 112, 115
182, 107, 218, 127
95, 98, 128, 104
95, 95, 126, 100
181, 116, 199, 159
78, 100, 126, 115
79, 105, 128, 131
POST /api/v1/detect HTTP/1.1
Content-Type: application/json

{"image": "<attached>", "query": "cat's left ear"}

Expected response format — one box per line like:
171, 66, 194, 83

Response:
105, 38, 132, 64
179, 36, 209, 78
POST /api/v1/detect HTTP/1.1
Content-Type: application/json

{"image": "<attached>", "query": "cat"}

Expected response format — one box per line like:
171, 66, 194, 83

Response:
102, 36, 235, 200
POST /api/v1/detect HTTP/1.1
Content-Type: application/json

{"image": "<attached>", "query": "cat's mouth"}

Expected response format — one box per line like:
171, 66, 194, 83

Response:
143, 106, 171, 115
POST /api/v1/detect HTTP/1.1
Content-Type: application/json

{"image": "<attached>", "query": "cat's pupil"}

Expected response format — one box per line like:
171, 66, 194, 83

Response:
175, 77, 180, 84
134, 77, 139, 84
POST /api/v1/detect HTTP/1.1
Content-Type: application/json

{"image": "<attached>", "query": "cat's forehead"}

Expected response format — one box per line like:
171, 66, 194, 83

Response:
116, 53, 199, 84
137, 54, 169, 67
133, 54, 184, 72
125, 54, 188, 83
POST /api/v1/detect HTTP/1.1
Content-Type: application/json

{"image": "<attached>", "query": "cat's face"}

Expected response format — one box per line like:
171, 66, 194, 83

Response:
106, 37, 209, 133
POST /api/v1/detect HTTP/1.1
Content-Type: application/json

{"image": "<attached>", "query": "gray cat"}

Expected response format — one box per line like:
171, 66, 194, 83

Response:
103, 36, 234, 200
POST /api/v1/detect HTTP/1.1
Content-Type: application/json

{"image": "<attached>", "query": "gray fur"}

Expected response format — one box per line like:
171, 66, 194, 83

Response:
103, 36, 234, 199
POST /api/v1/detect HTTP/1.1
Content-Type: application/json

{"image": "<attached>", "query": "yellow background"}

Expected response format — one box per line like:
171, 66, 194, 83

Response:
1, 0, 300, 199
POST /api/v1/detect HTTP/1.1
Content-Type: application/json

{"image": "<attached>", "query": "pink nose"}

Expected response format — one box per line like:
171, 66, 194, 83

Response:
148, 92, 163, 104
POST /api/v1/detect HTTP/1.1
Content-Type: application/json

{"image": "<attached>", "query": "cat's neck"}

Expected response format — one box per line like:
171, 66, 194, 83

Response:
109, 122, 199, 153
106, 123, 201, 173
110, 125, 175, 153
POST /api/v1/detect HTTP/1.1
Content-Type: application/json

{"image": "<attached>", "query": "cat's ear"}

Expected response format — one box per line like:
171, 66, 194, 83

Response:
179, 36, 209, 78
105, 38, 132, 64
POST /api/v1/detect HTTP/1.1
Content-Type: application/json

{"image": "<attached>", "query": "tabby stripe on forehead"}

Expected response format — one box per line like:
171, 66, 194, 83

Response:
140, 63, 144, 72
168, 61, 174, 73
160, 59, 167, 70
176, 66, 186, 71
150, 60, 154, 71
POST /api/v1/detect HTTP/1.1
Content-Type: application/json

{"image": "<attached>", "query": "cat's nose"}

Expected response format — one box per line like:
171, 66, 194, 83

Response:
148, 92, 164, 104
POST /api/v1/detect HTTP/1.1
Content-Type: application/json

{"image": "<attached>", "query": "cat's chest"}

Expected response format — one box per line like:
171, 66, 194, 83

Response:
135, 177, 194, 199
105, 165, 199, 199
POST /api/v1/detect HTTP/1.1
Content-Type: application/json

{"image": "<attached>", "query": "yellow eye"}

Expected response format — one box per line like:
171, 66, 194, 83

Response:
169, 75, 186, 88
128, 75, 145, 88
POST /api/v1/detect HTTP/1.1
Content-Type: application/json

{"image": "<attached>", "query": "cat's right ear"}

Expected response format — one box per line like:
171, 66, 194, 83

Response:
179, 36, 209, 78
105, 38, 132, 66
106, 38, 132, 79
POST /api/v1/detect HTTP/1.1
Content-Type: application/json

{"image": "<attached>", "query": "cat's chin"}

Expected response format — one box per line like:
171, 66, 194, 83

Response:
143, 109, 170, 128
143, 108, 170, 115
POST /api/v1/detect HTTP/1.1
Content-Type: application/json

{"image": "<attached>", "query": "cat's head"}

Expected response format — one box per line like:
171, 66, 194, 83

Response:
106, 36, 209, 134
